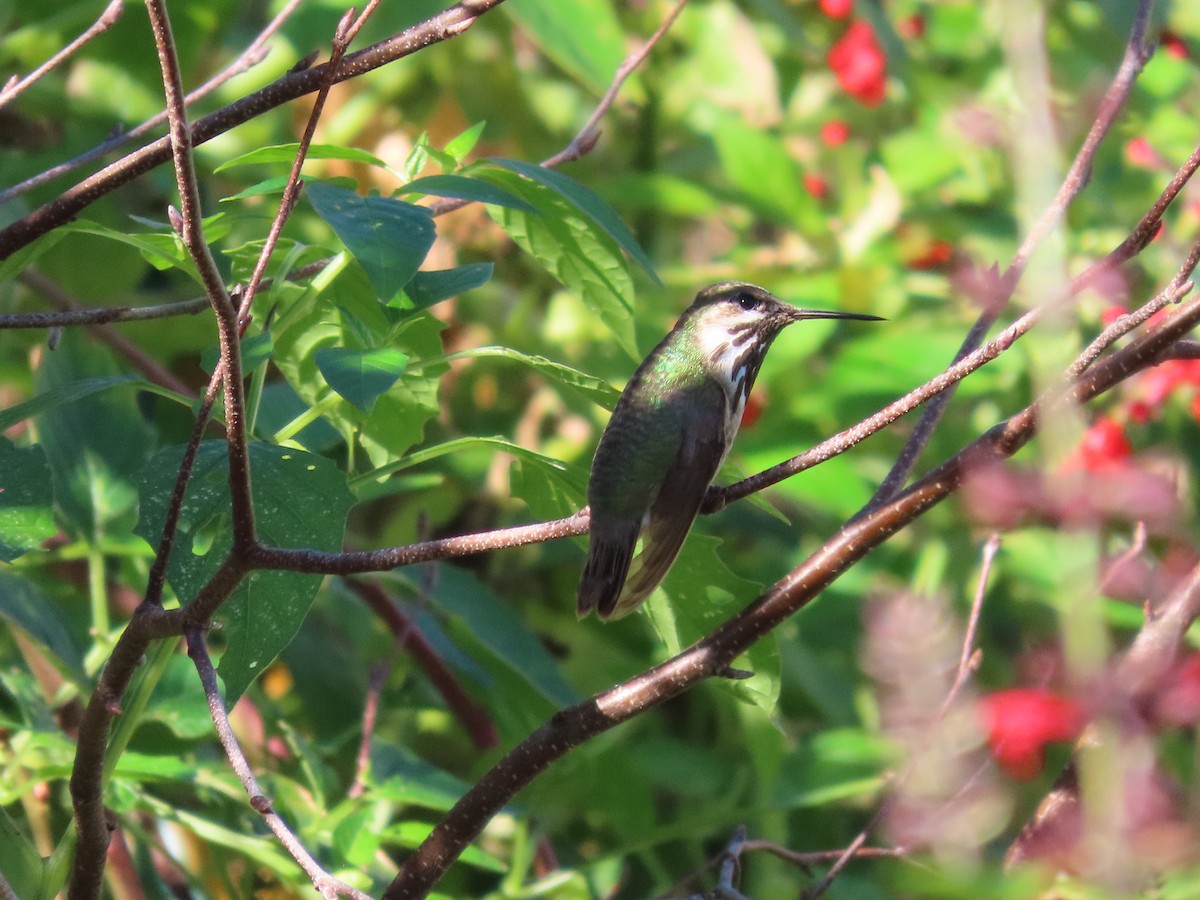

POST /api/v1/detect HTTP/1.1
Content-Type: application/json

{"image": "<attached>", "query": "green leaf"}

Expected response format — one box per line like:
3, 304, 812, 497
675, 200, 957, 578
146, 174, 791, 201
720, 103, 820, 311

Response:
0, 229, 66, 284
505, 0, 626, 95
199, 330, 275, 374
215, 143, 390, 173
399, 174, 537, 212
314, 346, 408, 413
0, 571, 84, 678
0, 439, 56, 561
443, 120, 487, 161
305, 180, 436, 302
134, 442, 355, 705
476, 169, 639, 358
393, 263, 494, 311
483, 158, 660, 283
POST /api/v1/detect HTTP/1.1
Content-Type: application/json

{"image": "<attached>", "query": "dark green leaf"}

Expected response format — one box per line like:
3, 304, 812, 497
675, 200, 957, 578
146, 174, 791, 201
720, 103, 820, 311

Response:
394, 263, 494, 311
314, 346, 408, 413
0, 439, 56, 561
305, 180, 436, 302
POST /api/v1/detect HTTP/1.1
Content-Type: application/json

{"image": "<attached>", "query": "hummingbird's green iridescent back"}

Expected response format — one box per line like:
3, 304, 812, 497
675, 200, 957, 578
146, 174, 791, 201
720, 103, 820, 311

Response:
577, 282, 881, 620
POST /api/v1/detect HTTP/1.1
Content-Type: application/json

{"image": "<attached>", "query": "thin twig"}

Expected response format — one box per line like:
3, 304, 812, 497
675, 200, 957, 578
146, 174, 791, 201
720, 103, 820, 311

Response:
0, 0, 124, 110
14, 270, 197, 396
0, 0, 302, 206
863, 0, 1156, 510
184, 629, 372, 900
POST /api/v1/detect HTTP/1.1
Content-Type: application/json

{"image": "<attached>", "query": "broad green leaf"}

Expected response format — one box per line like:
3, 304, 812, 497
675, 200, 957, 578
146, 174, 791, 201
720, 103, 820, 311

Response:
349, 434, 572, 491
305, 180, 436, 302
646, 532, 781, 713
505, 0, 626, 95
483, 158, 660, 283
314, 346, 408, 413
0, 571, 83, 677
134, 442, 355, 705
199, 330, 275, 374
368, 744, 476, 811
215, 142, 390, 173
0, 439, 55, 561
424, 566, 577, 709
33, 335, 156, 538
400, 174, 537, 212
706, 110, 821, 233
394, 263, 495, 311
477, 168, 639, 358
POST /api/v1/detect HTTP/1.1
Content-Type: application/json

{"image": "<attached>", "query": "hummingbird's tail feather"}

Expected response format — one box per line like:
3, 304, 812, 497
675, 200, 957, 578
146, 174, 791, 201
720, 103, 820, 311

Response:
577, 518, 640, 619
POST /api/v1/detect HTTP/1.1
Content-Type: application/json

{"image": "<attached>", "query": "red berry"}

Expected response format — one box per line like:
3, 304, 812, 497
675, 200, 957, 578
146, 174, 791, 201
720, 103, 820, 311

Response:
819, 0, 854, 19
820, 120, 850, 147
828, 21, 887, 107
803, 172, 829, 199
980, 689, 1087, 780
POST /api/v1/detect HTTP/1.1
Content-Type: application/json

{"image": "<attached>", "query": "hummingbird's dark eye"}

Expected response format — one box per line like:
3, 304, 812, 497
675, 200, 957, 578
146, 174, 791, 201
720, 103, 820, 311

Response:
735, 293, 758, 311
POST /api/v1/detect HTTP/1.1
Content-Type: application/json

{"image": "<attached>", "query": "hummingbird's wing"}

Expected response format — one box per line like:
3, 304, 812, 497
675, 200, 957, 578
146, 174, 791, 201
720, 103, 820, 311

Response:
602, 391, 727, 619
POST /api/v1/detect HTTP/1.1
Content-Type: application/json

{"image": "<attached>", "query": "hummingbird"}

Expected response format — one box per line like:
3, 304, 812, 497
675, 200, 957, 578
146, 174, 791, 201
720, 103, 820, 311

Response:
577, 281, 882, 620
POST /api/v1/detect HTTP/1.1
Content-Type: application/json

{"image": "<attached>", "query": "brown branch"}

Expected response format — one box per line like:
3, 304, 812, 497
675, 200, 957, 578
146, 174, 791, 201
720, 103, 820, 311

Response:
0, 0, 124, 110
0, 0, 301, 206
13, 270, 197, 396
5, 274, 211, 330
864, 0, 1155, 510
184, 628, 372, 900
381, 282, 1200, 897
0, 0, 509, 260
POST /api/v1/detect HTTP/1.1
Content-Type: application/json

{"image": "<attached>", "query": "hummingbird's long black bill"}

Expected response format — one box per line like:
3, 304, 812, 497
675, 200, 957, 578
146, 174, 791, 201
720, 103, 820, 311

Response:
786, 309, 886, 322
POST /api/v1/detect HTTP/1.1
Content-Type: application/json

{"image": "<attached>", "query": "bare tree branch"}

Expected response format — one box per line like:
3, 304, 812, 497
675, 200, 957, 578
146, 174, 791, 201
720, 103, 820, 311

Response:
0, 0, 124, 110
0, 0, 302, 207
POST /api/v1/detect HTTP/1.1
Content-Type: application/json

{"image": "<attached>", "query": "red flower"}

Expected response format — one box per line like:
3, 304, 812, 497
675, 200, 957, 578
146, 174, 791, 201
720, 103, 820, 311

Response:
1100, 305, 1127, 327
741, 392, 764, 429
1065, 417, 1132, 472
905, 239, 953, 271
820, 120, 850, 147
981, 689, 1087, 780
1161, 30, 1189, 60
898, 13, 926, 39
819, 0, 854, 19
803, 172, 829, 199
828, 21, 887, 106
1125, 137, 1164, 170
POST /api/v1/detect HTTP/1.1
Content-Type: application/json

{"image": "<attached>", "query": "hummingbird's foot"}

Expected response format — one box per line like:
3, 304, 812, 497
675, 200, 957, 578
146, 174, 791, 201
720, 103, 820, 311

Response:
716, 665, 754, 680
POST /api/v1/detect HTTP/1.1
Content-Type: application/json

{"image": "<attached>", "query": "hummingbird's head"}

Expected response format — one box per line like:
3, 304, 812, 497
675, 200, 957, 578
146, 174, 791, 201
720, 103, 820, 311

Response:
685, 281, 881, 375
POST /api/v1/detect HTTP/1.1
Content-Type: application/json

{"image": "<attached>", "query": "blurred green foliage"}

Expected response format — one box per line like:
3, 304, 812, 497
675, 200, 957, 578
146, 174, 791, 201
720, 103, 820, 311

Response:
2, 1, 1200, 898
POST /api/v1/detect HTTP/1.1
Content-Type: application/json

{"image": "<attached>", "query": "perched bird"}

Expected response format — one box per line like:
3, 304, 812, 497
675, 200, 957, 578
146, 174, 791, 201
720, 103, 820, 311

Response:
577, 281, 881, 620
